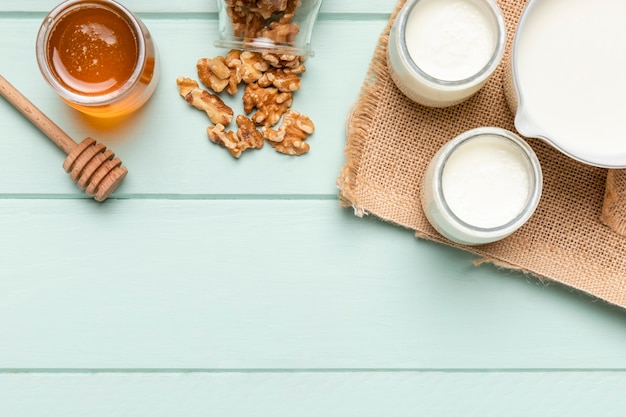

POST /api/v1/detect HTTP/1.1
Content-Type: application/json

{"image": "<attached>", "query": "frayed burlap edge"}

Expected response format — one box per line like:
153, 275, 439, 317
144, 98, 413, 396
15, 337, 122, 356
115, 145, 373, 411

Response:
337, 2, 404, 217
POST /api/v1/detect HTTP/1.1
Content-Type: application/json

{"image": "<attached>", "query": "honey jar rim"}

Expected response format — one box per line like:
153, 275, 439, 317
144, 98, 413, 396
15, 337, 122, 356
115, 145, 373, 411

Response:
35, 0, 148, 106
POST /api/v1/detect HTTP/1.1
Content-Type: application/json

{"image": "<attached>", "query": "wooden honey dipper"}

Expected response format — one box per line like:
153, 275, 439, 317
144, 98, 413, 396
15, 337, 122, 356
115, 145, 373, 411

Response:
0, 75, 128, 202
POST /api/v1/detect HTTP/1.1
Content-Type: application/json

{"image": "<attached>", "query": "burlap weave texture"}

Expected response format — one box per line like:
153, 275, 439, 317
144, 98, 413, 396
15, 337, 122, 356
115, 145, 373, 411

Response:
338, 0, 626, 307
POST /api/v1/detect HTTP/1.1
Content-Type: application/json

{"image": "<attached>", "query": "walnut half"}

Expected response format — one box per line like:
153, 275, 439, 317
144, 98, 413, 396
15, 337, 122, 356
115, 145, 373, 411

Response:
176, 77, 234, 126
206, 115, 264, 158
242, 82, 293, 127
262, 110, 314, 156
258, 68, 301, 92
197, 51, 246, 95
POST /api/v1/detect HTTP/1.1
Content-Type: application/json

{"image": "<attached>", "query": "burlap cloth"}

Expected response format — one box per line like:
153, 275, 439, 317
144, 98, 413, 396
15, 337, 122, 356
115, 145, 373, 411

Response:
337, 0, 626, 307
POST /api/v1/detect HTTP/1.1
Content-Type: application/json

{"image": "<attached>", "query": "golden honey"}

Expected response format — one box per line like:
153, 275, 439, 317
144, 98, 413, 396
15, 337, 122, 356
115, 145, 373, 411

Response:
37, 0, 159, 118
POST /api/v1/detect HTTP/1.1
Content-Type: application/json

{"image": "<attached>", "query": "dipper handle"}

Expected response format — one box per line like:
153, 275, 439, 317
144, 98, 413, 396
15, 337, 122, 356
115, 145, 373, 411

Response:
0, 75, 128, 202
0, 75, 76, 154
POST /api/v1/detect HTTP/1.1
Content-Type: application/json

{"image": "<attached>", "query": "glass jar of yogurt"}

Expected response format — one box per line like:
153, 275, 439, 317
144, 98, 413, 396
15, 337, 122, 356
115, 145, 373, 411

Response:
421, 127, 543, 245
387, 0, 506, 107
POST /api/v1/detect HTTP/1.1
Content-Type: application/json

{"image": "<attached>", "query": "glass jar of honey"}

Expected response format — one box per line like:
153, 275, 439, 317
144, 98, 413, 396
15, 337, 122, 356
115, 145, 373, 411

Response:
36, 0, 159, 118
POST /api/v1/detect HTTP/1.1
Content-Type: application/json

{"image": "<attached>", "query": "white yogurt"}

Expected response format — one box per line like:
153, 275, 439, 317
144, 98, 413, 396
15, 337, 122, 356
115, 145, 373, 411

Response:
512, 0, 626, 167
442, 135, 531, 228
405, 0, 495, 81
387, 0, 506, 107
421, 128, 542, 245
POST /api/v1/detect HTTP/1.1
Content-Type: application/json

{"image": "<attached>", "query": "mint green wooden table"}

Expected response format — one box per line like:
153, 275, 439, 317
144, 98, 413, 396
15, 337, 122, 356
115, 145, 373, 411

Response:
1, 1, 626, 415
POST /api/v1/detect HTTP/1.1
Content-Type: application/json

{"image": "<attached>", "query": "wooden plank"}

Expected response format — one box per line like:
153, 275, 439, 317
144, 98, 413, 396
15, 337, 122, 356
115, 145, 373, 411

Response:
0, 0, 398, 15
1, 199, 625, 369
0, 371, 625, 417
0, 17, 386, 197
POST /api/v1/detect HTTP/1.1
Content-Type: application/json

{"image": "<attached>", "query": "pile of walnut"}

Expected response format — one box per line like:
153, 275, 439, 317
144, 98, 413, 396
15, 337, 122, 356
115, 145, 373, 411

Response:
176, 49, 314, 158
225, 0, 301, 45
